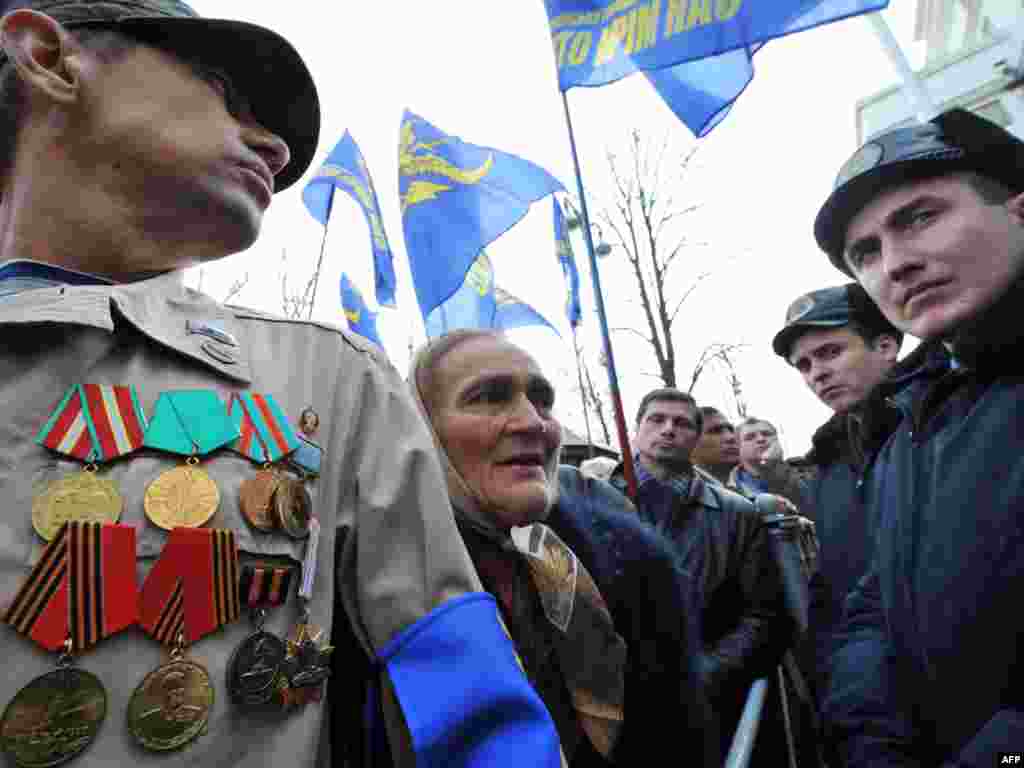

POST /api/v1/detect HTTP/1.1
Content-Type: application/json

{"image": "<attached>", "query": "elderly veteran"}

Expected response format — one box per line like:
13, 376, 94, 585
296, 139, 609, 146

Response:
0, 2, 563, 767
409, 329, 714, 767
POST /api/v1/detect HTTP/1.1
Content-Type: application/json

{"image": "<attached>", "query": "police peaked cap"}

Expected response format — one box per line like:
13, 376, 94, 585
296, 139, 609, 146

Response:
772, 282, 902, 359
0, 0, 320, 191
815, 108, 1024, 275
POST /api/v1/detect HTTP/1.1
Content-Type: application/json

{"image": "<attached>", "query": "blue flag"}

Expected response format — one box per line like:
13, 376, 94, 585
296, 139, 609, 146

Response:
302, 131, 397, 307
424, 251, 497, 339
494, 287, 558, 335
553, 199, 582, 328
544, 1, 889, 136
340, 273, 384, 348
399, 110, 564, 318
424, 252, 557, 339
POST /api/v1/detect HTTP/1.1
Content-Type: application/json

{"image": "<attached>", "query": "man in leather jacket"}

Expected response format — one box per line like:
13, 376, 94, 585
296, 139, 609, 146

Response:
609, 388, 794, 753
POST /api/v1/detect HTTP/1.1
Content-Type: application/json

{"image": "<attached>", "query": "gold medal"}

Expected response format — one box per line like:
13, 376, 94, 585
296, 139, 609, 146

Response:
126, 652, 213, 752
1, 665, 107, 767
239, 468, 280, 533
31, 467, 123, 542
144, 457, 219, 530
273, 477, 312, 540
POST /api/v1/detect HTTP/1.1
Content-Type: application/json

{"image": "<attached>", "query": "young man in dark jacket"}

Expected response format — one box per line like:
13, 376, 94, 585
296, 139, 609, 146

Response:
766, 283, 902, 693
816, 108, 1024, 767
608, 388, 794, 756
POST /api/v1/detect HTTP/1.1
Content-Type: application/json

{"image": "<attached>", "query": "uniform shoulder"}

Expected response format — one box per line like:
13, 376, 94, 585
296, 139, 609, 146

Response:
225, 302, 392, 369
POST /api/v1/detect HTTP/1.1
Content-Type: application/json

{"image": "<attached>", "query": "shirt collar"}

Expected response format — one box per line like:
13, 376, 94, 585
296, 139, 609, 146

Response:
0, 269, 252, 384
0, 259, 114, 293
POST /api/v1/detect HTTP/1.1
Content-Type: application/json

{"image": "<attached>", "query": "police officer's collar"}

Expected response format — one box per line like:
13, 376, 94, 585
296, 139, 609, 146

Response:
0, 269, 252, 383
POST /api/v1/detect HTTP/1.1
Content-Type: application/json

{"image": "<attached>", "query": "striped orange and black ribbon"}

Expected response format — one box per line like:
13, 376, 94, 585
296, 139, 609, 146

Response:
3, 522, 137, 652
139, 527, 239, 646
239, 564, 294, 610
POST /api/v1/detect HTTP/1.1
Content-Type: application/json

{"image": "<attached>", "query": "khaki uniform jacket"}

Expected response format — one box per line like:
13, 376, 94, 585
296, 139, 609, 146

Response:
0, 272, 486, 767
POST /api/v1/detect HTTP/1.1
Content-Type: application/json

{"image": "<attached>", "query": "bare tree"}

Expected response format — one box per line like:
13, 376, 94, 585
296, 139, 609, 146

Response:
280, 248, 317, 320
221, 273, 249, 305
570, 130, 741, 390
193, 266, 249, 305
685, 342, 748, 395
581, 354, 613, 446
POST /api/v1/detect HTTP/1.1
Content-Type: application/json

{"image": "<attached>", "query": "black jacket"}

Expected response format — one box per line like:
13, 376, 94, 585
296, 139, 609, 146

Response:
764, 403, 902, 694
608, 464, 795, 724
825, 300, 1024, 768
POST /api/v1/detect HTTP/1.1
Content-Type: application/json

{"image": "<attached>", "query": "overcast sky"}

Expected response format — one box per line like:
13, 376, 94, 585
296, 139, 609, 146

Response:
189, 1, 924, 456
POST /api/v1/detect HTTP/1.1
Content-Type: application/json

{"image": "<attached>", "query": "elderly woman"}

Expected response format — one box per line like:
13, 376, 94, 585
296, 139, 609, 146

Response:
409, 329, 713, 766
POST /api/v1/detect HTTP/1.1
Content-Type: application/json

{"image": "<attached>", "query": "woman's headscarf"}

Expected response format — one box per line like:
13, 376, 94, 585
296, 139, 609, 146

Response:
409, 330, 626, 759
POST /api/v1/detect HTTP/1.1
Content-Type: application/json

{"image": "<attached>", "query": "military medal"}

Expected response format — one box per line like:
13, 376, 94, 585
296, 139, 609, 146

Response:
2, 522, 138, 767
273, 476, 313, 540
31, 384, 148, 541
277, 519, 332, 710
226, 564, 295, 711
132, 527, 239, 751
142, 391, 239, 530
1, 640, 107, 768
227, 393, 300, 533
126, 632, 214, 752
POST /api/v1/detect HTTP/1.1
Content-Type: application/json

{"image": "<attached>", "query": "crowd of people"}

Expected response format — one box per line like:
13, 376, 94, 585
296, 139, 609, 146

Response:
1, 2, 1022, 767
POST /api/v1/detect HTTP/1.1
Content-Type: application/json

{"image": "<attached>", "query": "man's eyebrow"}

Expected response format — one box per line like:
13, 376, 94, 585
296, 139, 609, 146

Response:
845, 194, 944, 261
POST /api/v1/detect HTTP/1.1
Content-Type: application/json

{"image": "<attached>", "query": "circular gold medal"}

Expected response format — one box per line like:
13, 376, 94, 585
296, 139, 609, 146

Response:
126, 658, 213, 752
239, 469, 280, 532
273, 477, 312, 540
144, 462, 219, 530
32, 470, 123, 542
1, 667, 107, 767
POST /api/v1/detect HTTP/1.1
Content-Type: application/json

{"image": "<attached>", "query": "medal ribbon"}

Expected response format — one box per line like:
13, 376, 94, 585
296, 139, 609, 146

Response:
36, 384, 148, 462
228, 392, 300, 464
3, 522, 137, 652
138, 527, 239, 646
142, 390, 239, 457
239, 564, 294, 609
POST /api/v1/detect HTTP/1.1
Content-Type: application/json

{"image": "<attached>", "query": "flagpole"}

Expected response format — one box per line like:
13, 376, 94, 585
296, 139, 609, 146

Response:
867, 13, 938, 123
560, 92, 637, 499
307, 223, 330, 321
571, 326, 595, 460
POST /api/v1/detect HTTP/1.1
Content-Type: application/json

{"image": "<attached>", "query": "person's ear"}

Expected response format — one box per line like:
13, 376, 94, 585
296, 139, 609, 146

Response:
0, 10, 78, 105
872, 333, 900, 362
1006, 189, 1024, 227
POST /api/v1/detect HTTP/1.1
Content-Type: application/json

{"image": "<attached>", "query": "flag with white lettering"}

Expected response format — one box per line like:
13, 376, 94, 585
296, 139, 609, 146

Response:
544, 0, 889, 136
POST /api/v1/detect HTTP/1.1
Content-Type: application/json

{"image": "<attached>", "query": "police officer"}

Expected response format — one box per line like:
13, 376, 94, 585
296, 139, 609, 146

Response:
0, 2, 562, 766
816, 109, 1024, 766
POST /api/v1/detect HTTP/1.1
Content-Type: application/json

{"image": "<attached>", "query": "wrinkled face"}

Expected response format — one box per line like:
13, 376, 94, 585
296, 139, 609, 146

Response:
843, 174, 1024, 340
634, 399, 700, 469
74, 41, 290, 264
738, 421, 777, 466
691, 413, 738, 466
432, 336, 562, 529
788, 327, 898, 414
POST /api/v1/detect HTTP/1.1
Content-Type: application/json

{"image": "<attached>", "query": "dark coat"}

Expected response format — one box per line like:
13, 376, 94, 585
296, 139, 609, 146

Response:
552, 466, 716, 766
608, 463, 795, 748
824, 330, 1024, 767
765, 403, 902, 695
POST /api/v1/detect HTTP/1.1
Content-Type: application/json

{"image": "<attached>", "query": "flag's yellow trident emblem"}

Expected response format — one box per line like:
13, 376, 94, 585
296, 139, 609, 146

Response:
399, 120, 494, 213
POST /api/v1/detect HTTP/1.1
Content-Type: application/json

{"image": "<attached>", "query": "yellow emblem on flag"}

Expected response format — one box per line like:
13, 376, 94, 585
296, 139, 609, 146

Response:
399, 120, 494, 213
